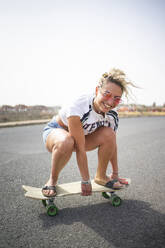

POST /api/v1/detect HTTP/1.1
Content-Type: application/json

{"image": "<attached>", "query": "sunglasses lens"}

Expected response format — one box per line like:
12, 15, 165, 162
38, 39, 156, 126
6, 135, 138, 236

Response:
100, 89, 122, 104
115, 99, 122, 104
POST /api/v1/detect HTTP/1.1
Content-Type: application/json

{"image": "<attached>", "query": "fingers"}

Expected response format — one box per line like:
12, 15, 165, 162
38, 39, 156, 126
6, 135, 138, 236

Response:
81, 184, 92, 196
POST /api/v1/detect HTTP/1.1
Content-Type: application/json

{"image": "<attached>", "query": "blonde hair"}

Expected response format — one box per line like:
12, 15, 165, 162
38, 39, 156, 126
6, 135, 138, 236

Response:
99, 68, 136, 99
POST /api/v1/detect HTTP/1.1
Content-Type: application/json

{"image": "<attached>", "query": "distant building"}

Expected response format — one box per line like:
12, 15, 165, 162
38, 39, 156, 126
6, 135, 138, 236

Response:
0, 105, 15, 112
15, 105, 28, 112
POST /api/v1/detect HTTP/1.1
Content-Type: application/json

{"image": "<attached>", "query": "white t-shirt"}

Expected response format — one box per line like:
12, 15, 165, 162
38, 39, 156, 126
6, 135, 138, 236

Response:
59, 94, 119, 135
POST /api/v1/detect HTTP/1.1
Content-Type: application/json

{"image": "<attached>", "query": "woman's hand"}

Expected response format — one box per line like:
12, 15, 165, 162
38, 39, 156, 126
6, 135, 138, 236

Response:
81, 182, 92, 196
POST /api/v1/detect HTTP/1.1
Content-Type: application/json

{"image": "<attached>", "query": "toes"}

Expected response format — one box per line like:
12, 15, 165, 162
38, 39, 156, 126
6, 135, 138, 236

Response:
114, 181, 124, 188
43, 190, 49, 196
119, 178, 128, 185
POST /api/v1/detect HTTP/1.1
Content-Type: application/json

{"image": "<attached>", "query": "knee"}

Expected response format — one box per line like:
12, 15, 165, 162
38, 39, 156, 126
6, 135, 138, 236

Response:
99, 127, 116, 146
53, 134, 75, 155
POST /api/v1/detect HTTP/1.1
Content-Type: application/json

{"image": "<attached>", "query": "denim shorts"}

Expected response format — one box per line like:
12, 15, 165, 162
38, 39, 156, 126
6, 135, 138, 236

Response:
42, 117, 64, 144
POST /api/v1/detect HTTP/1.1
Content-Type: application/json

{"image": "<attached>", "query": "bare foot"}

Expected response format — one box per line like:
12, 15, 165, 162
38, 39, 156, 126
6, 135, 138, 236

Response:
94, 175, 123, 189
109, 174, 129, 185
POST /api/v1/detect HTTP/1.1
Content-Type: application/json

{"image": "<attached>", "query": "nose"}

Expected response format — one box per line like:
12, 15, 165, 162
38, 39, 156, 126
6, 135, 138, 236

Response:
107, 97, 114, 105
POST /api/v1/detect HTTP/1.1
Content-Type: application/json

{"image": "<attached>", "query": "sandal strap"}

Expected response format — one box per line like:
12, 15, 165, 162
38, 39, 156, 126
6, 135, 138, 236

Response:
42, 185, 56, 191
105, 179, 118, 189
42, 185, 57, 197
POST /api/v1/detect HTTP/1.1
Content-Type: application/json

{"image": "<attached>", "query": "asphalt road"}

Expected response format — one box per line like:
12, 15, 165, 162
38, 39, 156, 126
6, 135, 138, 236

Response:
0, 117, 165, 248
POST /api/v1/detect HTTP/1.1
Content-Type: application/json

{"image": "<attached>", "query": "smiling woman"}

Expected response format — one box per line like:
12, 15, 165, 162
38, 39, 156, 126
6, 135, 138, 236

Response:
42, 68, 136, 197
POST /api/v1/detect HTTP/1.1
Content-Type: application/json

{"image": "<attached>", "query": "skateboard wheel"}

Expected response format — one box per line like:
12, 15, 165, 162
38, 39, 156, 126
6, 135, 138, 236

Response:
102, 192, 110, 199
46, 205, 58, 216
111, 194, 122, 207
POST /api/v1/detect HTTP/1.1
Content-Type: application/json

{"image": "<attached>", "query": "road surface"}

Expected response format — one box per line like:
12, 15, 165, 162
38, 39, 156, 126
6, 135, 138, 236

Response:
0, 117, 165, 248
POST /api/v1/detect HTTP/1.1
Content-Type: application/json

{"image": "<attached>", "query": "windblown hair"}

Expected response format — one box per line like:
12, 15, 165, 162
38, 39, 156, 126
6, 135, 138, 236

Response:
99, 68, 136, 99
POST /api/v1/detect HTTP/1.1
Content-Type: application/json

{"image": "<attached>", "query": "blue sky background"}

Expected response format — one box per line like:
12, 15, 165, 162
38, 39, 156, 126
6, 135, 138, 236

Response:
0, 0, 165, 106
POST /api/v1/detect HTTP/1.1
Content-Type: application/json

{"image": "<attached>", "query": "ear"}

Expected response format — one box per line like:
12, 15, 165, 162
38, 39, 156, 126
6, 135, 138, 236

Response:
95, 86, 99, 96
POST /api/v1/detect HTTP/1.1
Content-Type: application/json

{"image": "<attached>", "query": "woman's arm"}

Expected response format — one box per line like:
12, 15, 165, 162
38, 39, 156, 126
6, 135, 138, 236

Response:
67, 116, 92, 195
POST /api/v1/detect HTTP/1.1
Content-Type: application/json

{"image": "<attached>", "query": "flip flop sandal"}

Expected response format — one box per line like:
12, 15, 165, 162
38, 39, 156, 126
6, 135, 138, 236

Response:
42, 185, 57, 197
105, 179, 124, 190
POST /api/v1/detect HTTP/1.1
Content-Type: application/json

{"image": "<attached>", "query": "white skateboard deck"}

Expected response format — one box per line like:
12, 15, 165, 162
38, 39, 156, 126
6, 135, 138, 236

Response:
22, 178, 131, 200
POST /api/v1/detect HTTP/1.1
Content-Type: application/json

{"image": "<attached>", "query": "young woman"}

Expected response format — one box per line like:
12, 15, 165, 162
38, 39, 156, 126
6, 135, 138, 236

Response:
42, 68, 135, 197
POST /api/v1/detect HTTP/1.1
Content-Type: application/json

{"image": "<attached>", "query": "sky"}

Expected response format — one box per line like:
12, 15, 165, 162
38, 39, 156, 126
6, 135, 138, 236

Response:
0, 0, 165, 107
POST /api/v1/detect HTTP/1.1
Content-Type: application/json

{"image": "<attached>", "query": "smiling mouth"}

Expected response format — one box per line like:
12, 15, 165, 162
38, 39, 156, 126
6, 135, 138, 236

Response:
103, 102, 113, 109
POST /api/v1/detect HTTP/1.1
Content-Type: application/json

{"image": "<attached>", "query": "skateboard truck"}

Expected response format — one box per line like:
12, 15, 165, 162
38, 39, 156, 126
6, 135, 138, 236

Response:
102, 192, 122, 207
42, 198, 58, 216
41, 192, 122, 216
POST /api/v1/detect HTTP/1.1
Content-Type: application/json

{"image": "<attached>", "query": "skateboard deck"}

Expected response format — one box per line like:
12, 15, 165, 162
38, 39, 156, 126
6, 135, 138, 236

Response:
22, 179, 131, 216
22, 178, 131, 200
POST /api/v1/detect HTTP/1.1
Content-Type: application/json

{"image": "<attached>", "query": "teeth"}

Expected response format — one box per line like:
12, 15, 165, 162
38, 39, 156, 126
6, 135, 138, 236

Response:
104, 103, 110, 108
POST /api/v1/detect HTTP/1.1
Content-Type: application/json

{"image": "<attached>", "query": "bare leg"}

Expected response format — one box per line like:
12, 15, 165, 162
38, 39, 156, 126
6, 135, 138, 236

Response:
109, 145, 128, 184
110, 145, 118, 173
85, 127, 123, 187
43, 129, 74, 196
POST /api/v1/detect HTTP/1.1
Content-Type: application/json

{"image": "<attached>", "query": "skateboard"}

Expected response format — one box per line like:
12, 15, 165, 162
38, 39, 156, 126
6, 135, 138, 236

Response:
22, 178, 131, 216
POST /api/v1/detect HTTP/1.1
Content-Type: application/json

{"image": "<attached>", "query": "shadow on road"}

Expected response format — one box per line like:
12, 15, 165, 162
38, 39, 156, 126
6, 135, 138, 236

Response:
39, 199, 165, 248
